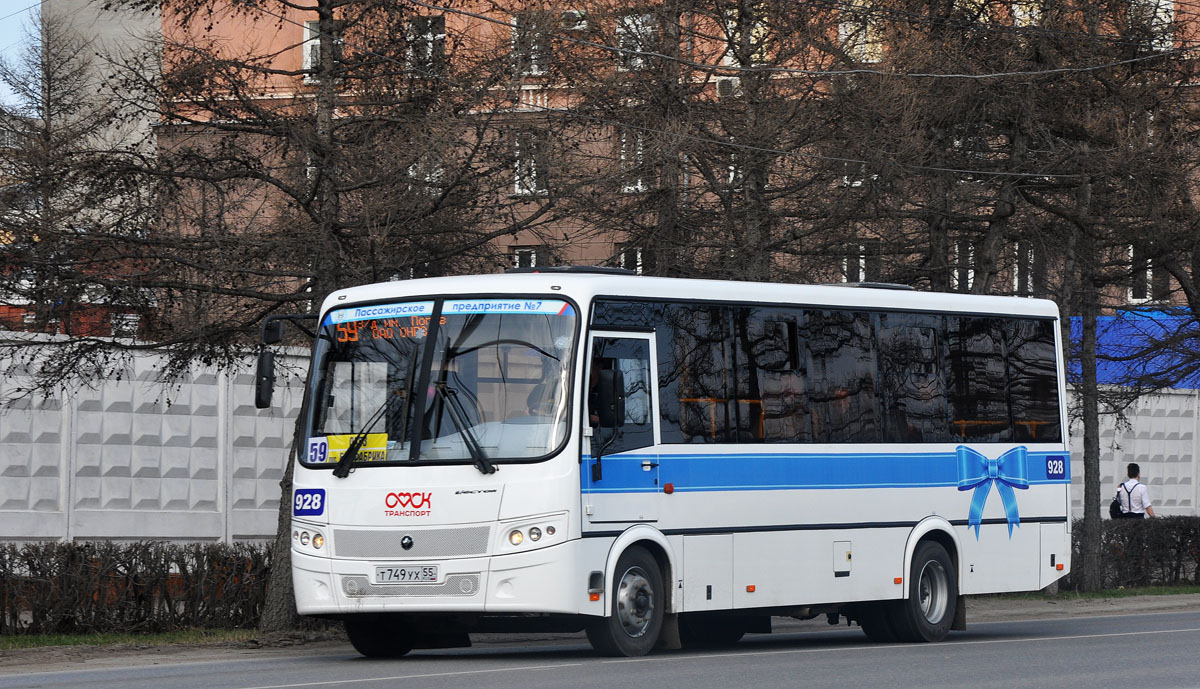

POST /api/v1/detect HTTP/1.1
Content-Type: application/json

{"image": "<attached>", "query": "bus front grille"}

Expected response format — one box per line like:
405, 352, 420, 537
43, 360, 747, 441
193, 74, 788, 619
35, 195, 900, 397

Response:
332, 526, 491, 559
341, 573, 481, 597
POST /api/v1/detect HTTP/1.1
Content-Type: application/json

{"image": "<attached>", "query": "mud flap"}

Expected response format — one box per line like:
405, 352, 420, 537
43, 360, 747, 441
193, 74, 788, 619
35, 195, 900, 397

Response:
951, 595, 966, 631
656, 613, 682, 650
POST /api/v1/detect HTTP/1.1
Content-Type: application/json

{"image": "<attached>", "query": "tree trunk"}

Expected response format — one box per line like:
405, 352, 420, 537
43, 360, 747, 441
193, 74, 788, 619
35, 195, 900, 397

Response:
1078, 242, 1103, 592
258, 414, 305, 632
260, 1, 342, 630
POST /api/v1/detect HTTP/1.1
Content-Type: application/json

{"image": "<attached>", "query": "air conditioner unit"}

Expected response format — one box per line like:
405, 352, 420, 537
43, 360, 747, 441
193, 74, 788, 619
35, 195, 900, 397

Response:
716, 77, 741, 99
560, 10, 588, 31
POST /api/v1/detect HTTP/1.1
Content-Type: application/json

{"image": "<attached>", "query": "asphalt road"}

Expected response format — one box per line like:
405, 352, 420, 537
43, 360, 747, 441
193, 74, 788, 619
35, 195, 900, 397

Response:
4, 610, 1200, 689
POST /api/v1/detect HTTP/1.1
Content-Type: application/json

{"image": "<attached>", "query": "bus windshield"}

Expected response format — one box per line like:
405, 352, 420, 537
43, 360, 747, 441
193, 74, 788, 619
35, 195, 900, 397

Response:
305, 298, 577, 468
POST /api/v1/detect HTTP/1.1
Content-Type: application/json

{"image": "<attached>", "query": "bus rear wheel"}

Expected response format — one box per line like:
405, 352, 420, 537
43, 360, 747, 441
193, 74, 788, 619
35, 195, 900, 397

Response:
856, 603, 899, 642
890, 541, 957, 642
345, 616, 414, 658
586, 546, 664, 657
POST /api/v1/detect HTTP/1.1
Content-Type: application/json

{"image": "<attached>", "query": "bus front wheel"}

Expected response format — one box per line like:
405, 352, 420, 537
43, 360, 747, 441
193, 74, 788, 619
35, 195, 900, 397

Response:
345, 616, 414, 658
586, 546, 664, 657
891, 541, 957, 642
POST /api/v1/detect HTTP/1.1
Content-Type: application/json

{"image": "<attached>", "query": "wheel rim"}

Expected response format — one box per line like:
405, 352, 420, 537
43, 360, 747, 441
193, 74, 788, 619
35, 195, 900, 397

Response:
615, 566, 655, 638
917, 559, 948, 623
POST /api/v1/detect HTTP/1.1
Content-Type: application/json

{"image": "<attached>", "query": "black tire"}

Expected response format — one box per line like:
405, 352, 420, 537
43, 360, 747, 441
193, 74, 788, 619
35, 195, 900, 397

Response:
679, 614, 747, 647
890, 541, 957, 642
586, 546, 664, 657
856, 603, 899, 643
345, 617, 414, 658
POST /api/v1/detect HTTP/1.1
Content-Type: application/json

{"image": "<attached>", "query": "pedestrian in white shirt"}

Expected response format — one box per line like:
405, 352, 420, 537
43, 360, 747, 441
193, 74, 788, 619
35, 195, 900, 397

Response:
1118, 462, 1156, 519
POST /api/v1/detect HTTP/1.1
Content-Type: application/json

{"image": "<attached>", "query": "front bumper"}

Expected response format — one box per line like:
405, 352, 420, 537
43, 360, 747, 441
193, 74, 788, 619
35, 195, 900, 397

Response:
292, 538, 605, 617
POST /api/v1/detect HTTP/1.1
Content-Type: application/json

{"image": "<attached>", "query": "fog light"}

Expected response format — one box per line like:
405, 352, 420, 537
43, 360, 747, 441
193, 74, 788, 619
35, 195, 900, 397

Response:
312, 533, 324, 549
509, 530, 524, 546
300, 531, 310, 546
529, 527, 542, 541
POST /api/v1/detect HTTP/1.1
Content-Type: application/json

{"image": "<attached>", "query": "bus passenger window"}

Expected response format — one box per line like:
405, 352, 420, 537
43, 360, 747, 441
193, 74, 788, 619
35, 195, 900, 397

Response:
658, 304, 730, 444
1007, 319, 1061, 442
733, 308, 810, 444
877, 313, 948, 443
806, 310, 879, 443
947, 317, 1011, 442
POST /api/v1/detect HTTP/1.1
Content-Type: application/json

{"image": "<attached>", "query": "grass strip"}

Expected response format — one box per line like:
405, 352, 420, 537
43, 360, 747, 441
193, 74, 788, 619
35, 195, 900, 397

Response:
990, 585, 1200, 601
0, 628, 257, 651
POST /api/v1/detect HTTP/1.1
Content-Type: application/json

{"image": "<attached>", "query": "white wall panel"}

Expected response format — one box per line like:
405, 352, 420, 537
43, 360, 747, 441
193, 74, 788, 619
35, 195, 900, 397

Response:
0, 348, 305, 543
1070, 389, 1198, 519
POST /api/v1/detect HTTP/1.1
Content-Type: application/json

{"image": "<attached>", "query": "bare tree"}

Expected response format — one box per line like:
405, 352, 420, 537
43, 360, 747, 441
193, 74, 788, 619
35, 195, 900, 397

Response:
76, 0, 586, 629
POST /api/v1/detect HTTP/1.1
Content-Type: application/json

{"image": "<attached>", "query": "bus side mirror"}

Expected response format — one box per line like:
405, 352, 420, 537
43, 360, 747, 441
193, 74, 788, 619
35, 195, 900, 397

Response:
255, 349, 276, 409
262, 320, 285, 345
596, 369, 625, 428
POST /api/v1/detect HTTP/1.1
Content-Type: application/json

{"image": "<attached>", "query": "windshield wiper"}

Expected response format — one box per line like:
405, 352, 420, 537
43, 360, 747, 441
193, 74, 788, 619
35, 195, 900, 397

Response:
331, 397, 391, 479
433, 382, 496, 475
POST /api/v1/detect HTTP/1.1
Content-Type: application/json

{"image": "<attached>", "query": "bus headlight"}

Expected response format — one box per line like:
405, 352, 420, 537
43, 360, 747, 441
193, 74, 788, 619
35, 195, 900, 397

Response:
312, 533, 324, 549
300, 531, 311, 546
499, 513, 566, 552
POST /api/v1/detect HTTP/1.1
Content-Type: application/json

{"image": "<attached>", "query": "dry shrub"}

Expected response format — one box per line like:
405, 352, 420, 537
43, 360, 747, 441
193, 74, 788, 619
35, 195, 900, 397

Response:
0, 541, 269, 635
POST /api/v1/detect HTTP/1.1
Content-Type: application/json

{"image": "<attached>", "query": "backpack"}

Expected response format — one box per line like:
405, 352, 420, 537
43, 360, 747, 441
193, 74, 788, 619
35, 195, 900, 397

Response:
1109, 482, 1137, 519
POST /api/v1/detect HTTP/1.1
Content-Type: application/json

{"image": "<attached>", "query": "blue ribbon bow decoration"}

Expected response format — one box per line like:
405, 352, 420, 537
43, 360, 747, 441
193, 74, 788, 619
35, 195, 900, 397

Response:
956, 446, 1030, 538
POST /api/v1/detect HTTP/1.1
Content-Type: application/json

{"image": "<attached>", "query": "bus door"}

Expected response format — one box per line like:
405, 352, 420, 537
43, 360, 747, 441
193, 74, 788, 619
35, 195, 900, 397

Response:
583, 332, 660, 525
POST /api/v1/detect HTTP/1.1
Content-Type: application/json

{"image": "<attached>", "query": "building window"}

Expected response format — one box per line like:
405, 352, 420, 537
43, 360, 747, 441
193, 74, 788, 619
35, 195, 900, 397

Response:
1013, 241, 1046, 296
617, 245, 655, 275
111, 313, 140, 338
1011, 0, 1041, 26
302, 20, 340, 80
1129, 244, 1171, 302
305, 151, 318, 184
843, 240, 881, 283
512, 13, 550, 77
838, 1, 883, 63
616, 12, 656, 71
723, 4, 769, 67
512, 246, 550, 268
1130, 0, 1173, 51
406, 15, 446, 76
513, 132, 547, 196
0, 127, 21, 149
951, 239, 975, 293
560, 9, 589, 32
407, 154, 444, 196
726, 144, 745, 191
618, 130, 647, 193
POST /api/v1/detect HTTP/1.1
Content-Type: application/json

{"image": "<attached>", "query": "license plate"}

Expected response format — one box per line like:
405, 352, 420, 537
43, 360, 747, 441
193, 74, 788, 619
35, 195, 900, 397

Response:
375, 565, 438, 584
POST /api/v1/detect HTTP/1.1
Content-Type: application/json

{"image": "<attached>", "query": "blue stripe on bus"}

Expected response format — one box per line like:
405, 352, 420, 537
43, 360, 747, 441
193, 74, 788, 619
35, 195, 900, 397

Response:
582, 450, 1070, 493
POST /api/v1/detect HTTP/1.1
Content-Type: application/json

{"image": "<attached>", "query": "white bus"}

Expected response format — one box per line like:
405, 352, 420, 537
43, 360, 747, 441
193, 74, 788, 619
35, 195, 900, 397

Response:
260, 268, 1071, 658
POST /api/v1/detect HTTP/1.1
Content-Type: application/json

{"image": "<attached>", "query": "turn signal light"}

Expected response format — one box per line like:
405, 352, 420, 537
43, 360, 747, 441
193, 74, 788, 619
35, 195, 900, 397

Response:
589, 593, 601, 602
1056, 563, 1064, 571
894, 577, 903, 585
509, 530, 524, 546
745, 585, 756, 593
